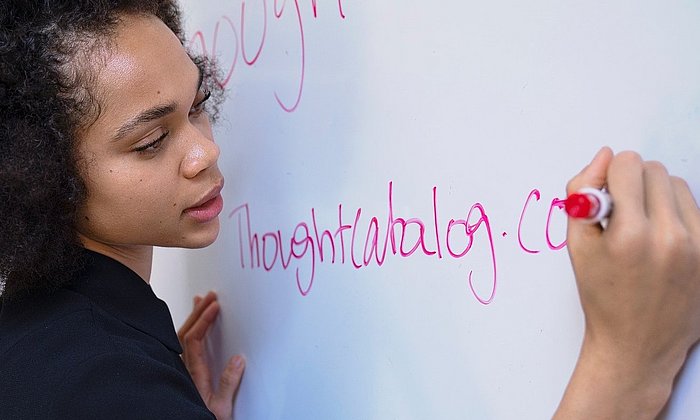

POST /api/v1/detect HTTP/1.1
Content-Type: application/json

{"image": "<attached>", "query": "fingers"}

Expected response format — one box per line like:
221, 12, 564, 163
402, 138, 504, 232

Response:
568, 150, 695, 235
672, 177, 700, 234
605, 151, 646, 227
643, 161, 679, 223
567, 147, 614, 194
186, 299, 221, 342
209, 356, 246, 417
186, 341, 213, 399
632, 160, 697, 232
178, 291, 217, 343
178, 292, 247, 420
179, 291, 220, 399
218, 356, 245, 397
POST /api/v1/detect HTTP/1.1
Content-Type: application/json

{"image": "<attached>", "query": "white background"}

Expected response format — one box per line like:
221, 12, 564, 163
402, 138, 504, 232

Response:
152, 1, 700, 418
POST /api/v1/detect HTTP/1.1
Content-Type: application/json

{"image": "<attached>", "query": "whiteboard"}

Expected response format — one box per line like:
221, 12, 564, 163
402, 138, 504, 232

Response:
151, 1, 700, 418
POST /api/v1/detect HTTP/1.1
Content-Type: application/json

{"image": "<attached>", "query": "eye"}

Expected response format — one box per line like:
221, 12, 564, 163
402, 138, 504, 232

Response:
190, 90, 211, 117
133, 131, 169, 155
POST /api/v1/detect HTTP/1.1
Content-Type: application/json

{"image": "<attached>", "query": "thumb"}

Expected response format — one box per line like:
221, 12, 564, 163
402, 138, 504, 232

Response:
566, 147, 614, 239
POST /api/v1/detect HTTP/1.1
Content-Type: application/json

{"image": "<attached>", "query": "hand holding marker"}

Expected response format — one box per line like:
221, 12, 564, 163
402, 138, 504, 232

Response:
556, 148, 700, 418
565, 187, 612, 223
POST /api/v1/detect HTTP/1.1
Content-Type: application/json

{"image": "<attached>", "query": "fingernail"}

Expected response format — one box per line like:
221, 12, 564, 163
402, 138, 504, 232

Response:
593, 147, 607, 161
233, 355, 244, 370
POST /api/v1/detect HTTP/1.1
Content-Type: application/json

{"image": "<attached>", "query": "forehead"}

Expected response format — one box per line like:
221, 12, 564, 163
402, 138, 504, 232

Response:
89, 14, 197, 130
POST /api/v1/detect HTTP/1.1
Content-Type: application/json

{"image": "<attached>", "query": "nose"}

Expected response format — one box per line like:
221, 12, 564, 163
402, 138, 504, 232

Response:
180, 127, 220, 179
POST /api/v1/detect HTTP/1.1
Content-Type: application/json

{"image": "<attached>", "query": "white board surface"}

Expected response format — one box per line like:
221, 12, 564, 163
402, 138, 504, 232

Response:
151, 1, 700, 418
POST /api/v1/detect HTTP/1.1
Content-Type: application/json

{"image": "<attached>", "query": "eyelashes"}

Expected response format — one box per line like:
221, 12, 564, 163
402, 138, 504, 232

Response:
132, 90, 211, 156
190, 90, 211, 116
134, 130, 169, 154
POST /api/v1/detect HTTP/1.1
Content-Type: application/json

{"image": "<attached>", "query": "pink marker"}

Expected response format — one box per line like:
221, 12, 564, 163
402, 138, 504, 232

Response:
565, 187, 612, 223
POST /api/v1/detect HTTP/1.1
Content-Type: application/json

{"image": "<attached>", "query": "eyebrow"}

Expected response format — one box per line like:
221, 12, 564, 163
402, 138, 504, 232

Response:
111, 65, 205, 141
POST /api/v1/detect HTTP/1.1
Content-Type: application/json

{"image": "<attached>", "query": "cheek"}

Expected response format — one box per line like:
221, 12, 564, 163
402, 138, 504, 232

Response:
81, 167, 176, 226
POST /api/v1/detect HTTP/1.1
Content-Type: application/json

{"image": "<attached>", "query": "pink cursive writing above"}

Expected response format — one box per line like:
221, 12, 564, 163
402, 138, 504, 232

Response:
188, 0, 346, 113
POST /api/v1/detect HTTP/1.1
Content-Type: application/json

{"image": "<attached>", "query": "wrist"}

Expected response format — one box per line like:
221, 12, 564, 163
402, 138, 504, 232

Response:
555, 335, 684, 419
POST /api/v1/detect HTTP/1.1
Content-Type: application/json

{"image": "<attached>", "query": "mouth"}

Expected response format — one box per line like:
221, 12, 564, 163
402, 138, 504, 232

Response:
183, 180, 225, 223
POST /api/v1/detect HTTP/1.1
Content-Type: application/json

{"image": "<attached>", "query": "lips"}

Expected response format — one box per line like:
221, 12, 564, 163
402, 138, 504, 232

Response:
184, 181, 224, 223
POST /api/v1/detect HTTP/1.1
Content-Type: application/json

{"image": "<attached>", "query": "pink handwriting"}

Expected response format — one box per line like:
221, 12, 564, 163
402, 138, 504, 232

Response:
228, 182, 567, 304
517, 189, 568, 253
188, 0, 346, 112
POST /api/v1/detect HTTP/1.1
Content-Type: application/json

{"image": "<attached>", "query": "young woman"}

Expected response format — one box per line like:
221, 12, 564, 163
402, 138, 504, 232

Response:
1, 2, 243, 418
1, 1, 699, 419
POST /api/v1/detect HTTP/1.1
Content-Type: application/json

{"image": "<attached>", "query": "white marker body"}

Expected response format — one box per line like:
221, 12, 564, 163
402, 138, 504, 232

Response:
578, 187, 612, 223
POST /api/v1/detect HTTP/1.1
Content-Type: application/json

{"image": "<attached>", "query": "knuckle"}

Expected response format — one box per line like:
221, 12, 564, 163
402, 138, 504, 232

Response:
658, 225, 687, 250
609, 151, 643, 176
614, 150, 643, 164
607, 224, 693, 273
566, 176, 581, 194
607, 223, 648, 257
647, 224, 694, 272
183, 332, 197, 345
671, 176, 691, 192
220, 367, 240, 388
659, 224, 691, 255
643, 160, 669, 175
219, 374, 233, 388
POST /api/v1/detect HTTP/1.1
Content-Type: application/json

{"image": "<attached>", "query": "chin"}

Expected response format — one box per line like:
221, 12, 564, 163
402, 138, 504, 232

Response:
185, 237, 218, 249
179, 220, 221, 248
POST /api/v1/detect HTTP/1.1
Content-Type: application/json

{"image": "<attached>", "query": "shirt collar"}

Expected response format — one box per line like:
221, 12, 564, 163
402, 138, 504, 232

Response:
68, 249, 183, 354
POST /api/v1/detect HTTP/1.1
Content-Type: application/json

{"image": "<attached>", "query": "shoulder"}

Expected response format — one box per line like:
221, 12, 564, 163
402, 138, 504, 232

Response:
49, 350, 215, 419
0, 287, 99, 362
0, 289, 213, 419
0, 289, 103, 416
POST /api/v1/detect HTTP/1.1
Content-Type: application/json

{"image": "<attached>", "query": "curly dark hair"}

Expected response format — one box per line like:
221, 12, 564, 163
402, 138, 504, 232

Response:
0, 0, 222, 300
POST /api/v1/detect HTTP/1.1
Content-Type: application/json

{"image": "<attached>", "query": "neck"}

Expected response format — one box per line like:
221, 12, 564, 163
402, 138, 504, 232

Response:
78, 235, 154, 283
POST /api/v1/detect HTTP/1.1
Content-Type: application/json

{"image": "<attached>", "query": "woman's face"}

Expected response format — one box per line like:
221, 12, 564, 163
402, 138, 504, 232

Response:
75, 14, 224, 250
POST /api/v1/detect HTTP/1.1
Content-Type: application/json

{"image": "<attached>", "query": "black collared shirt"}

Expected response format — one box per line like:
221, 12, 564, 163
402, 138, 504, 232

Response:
0, 249, 215, 419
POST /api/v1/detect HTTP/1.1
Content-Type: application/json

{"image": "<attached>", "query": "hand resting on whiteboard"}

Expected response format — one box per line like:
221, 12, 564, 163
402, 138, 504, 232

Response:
554, 147, 700, 419
178, 291, 245, 420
